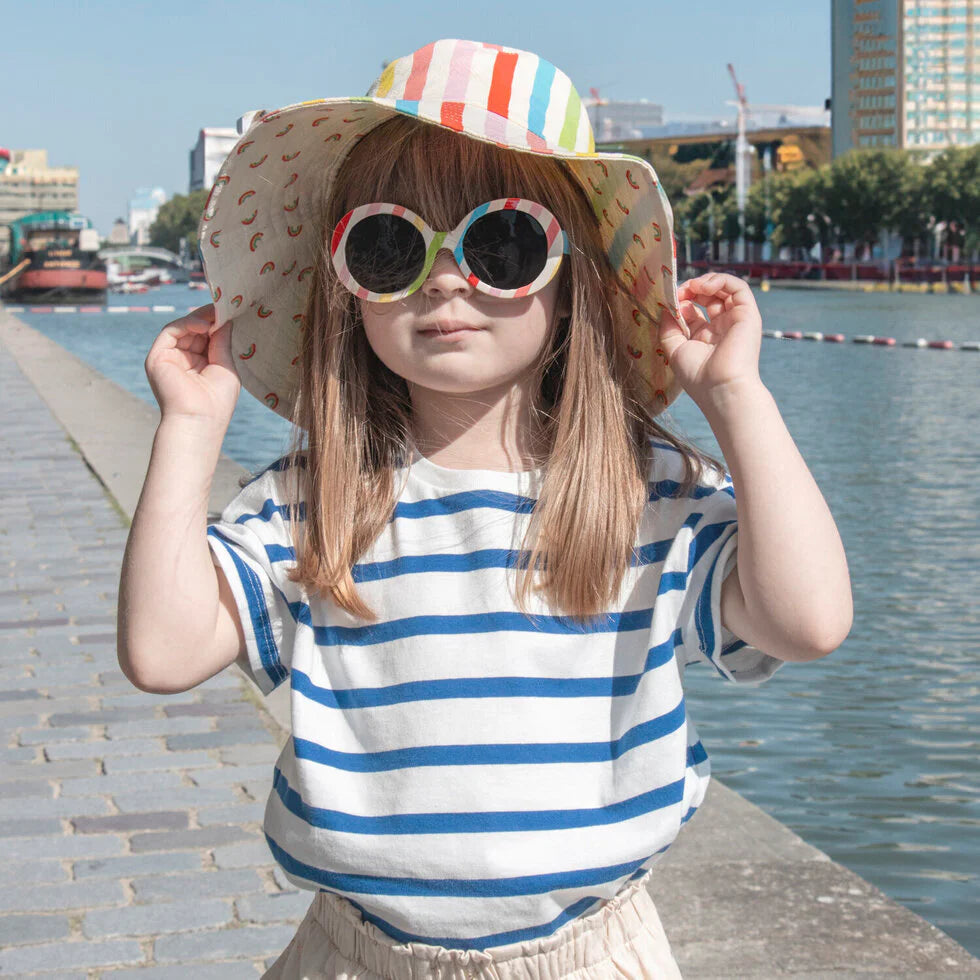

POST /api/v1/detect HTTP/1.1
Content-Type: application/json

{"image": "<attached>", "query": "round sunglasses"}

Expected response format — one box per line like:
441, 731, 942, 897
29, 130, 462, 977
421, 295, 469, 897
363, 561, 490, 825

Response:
329, 198, 569, 302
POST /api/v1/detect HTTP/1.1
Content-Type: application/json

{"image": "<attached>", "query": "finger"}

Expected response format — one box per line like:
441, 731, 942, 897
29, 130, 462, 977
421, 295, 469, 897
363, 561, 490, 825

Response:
165, 304, 217, 337
657, 308, 692, 361
679, 274, 752, 308
207, 322, 239, 374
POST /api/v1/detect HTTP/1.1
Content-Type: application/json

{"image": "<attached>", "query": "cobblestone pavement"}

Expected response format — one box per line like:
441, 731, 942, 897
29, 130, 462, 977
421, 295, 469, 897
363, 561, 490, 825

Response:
0, 343, 309, 976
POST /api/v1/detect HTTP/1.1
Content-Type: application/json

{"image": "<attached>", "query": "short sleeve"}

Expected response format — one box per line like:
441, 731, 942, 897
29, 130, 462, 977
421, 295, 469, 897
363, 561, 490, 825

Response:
670, 468, 783, 685
207, 466, 300, 695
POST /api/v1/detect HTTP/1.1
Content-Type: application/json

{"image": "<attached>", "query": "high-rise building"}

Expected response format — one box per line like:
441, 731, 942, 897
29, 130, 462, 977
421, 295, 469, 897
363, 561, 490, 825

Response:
189, 128, 239, 193
128, 187, 167, 245
832, 0, 980, 157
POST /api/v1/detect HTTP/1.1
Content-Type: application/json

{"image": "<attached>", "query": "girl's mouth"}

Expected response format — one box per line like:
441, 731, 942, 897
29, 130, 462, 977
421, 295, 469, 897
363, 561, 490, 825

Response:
418, 325, 485, 340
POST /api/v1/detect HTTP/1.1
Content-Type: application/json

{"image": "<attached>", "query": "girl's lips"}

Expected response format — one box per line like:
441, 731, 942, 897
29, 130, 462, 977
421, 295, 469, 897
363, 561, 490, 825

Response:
418, 326, 485, 339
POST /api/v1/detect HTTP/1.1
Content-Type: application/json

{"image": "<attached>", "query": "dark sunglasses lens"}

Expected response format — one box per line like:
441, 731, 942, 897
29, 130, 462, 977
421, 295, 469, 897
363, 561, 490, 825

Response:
462, 210, 548, 290
345, 214, 426, 294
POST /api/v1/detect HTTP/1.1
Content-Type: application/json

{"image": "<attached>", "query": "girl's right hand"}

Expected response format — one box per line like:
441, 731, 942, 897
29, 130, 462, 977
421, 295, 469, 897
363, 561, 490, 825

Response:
145, 305, 241, 428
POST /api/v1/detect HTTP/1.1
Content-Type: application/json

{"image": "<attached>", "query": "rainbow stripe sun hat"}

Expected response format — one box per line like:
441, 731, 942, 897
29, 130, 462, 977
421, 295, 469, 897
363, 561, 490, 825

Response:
200, 38, 682, 421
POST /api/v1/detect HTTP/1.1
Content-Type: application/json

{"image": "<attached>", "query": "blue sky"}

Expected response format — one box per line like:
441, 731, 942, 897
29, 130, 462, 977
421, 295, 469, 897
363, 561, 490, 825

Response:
4, 1, 830, 234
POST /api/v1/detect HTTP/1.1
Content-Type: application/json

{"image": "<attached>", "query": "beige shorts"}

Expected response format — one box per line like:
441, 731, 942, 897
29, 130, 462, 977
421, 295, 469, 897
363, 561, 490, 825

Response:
263, 873, 682, 980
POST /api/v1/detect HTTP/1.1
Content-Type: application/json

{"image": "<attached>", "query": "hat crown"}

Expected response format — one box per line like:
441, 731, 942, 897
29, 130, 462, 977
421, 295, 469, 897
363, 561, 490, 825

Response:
367, 39, 595, 155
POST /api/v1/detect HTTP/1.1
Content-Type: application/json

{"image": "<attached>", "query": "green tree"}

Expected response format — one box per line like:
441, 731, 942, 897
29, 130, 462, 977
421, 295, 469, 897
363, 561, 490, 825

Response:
822, 150, 919, 256
149, 190, 210, 254
769, 169, 825, 252
925, 145, 980, 259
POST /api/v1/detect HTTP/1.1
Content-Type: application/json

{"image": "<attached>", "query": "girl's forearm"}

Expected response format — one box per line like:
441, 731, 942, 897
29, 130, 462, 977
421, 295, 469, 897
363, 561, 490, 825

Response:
698, 380, 853, 660
117, 417, 233, 692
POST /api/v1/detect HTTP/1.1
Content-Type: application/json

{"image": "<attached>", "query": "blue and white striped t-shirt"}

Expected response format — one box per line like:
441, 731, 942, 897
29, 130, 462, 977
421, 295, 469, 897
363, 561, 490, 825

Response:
206, 443, 782, 950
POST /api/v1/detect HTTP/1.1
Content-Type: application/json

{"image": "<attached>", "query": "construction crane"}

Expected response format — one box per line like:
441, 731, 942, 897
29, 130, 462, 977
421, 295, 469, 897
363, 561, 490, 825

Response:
725, 64, 830, 262
726, 63, 751, 262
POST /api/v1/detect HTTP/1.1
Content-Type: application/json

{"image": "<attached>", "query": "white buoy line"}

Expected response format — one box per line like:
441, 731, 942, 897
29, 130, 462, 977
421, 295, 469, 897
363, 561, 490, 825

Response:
763, 329, 978, 351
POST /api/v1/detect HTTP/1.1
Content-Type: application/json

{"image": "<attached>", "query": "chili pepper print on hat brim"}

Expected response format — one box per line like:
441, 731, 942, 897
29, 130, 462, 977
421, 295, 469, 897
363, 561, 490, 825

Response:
199, 38, 682, 421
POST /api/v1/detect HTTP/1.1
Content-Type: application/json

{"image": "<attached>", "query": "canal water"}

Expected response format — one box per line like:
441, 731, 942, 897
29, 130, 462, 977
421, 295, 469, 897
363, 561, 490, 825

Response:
11, 282, 980, 955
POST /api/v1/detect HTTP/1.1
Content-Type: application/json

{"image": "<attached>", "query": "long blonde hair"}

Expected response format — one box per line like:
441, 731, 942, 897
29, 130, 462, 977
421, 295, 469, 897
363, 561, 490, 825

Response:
286, 116, 715, 623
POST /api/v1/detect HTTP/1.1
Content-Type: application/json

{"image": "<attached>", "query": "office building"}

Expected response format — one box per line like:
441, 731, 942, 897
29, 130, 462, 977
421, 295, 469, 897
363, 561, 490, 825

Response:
832, 0, 980, 156
128, 187, 167, 245
189, 128, 238, 192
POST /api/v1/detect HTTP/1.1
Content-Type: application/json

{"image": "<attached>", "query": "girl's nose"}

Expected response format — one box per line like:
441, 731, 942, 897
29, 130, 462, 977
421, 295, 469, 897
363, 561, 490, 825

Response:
421, 249, 473, 298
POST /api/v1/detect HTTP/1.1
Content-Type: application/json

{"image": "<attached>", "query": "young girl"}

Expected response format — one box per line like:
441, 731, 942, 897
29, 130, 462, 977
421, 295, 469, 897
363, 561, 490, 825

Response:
119, 39, 852, 979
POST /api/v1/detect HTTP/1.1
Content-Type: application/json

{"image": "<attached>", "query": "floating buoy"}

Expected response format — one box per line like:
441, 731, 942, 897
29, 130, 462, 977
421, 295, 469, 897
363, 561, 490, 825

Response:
825, 334, 846, 343
903, 338, 954, 349
961, 341, 980, 351
803, 332, 824, 341
854, 335, 896, 346
783, 330, 803, 340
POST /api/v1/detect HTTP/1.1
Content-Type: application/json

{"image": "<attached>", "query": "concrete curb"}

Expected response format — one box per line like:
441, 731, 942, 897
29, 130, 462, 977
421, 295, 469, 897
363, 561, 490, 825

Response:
2, 305, 977, 977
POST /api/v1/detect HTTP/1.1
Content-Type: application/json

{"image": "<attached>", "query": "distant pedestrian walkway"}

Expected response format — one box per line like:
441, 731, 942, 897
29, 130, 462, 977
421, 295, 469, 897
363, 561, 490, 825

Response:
0, 343, 310, 976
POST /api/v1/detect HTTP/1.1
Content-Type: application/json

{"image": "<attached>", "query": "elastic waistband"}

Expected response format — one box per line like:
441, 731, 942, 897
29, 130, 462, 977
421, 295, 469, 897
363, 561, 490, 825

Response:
310, 873, 664, 980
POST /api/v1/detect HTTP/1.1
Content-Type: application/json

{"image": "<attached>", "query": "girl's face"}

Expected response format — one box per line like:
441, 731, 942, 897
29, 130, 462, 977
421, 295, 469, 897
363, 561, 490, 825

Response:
359, 250, 563, 397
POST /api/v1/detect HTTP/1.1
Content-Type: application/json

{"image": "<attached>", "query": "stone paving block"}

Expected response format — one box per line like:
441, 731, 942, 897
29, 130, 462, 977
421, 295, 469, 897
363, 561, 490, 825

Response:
112, 786, 240, 813
197, 801, 267, 826
2, 778, 56, 799
0, 746, 39, 764
0, 878, 125, 913
189, 764, 274, 788
167, 729, 271, 751
0, 816, 64, 836
220, 743, 283, 765
73, 810, 188, 834
0, 859, 68, 886
0, 795, 112, 820
165, 701, 254, 718
0, 937, 144, 973
2, 832, 126, 861
17, 725, 96, 745
214, 712, 271, 731
0, 911, 72, 946
130, 825, 258, 854
101, 690, 199, 709
154, 923, 296, 963
84, 897, 234, 939
105, 749, 217, 773
59, 769, 185, 798
132, 868, 265, 903
47, 706, 160, 726
105, 715, 213, 738
0, 758, 100, 782
236, 890, 313, 924
212, 839, 277, 870
74, 851, 202, 880
45, 736, 162, 760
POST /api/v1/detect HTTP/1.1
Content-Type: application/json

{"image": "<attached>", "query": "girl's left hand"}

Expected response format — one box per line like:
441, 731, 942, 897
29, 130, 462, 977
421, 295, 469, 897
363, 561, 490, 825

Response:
658, 273, 763, 407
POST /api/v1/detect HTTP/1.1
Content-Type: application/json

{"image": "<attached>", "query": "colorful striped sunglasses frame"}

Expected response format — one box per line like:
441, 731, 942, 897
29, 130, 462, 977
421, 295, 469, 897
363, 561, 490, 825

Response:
329, 198, 569, 303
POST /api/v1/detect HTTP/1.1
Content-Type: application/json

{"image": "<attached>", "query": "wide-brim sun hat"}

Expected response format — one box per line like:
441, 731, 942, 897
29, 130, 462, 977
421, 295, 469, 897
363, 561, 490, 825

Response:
200, 38, 682, 421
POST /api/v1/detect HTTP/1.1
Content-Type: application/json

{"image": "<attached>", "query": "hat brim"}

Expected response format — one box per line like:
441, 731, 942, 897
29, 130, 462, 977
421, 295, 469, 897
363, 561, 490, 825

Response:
200, 97, 681, 421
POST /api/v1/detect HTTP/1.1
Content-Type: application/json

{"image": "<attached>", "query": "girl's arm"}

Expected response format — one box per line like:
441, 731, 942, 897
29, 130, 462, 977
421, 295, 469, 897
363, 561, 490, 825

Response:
660, 274, 852, 663
117, 307, 246, 693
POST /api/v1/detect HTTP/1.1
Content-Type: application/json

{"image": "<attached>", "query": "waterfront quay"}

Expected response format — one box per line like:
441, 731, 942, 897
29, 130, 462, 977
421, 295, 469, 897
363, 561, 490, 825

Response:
1, 305, 978, 977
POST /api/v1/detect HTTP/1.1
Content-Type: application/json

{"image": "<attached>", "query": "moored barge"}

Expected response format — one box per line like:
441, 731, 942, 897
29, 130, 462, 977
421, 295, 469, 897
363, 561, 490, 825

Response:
0, 211, 107, 302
